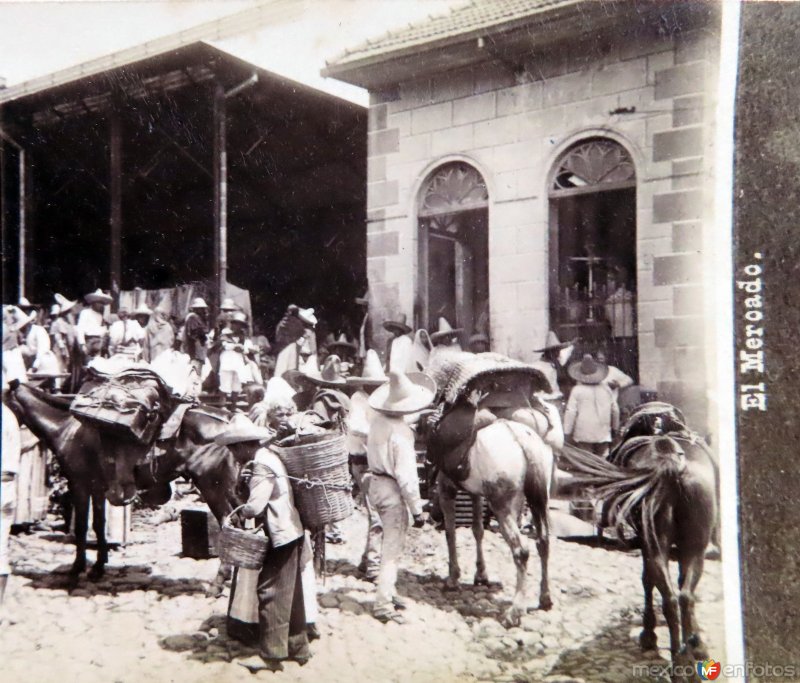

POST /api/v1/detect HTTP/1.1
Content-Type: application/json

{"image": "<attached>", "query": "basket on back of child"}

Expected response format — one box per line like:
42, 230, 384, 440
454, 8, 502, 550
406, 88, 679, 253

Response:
273, 432, 354, 530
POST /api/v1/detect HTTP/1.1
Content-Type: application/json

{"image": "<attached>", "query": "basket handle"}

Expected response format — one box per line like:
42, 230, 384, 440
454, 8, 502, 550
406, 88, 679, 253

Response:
224, 504, 264, 533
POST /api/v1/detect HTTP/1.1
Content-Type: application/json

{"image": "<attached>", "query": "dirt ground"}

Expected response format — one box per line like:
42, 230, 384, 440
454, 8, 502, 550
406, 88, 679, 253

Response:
1, 499, 726, 683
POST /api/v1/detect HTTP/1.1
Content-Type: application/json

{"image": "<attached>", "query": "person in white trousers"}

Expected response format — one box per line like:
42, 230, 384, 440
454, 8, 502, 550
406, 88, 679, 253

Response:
365, 370, 435, 624
1, 399, 21, 625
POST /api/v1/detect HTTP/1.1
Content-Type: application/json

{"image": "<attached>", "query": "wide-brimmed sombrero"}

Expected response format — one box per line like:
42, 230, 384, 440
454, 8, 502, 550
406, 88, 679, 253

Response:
133, 303, 153, 317
85, 289, 113, 305
54, 293, 77, 314
430, 317, 463, 345
214, 413, 272, 446
382, 313, 412, 336
368, 371, 436, 415
567, 354, 609, 385
303, 354, 347, 388
327, 333, 357, 355
298, 307, 317, 327
347, 349, 388, 387
220, 297, 239, 311
189, 297, 208, 309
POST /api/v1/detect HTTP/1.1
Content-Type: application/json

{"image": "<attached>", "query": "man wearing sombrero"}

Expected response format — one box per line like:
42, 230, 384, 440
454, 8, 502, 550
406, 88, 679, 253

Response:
345, 349, 387, 581
365, 370, 435, 623
563, 353, 620, 457
76, 288, 112, 361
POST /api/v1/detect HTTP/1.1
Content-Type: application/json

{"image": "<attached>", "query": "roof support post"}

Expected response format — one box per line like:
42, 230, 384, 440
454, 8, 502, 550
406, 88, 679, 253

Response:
213, 83, 227, 318
109, 108, 123, 310
1, 128, 28, 299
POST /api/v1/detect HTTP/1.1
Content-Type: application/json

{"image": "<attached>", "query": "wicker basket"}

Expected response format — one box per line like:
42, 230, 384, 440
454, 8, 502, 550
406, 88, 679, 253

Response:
274, 433, 354, 530
218, 506, 269, 570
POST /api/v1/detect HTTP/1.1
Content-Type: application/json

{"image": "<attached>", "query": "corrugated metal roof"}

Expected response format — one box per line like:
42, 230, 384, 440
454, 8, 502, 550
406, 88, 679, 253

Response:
0, 0, 300, 105
326, 0, 581, 68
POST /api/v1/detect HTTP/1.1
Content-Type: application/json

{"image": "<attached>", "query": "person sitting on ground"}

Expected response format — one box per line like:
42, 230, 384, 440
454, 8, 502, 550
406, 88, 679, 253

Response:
563, 354, 619, 457
365, 371, 434, 624
216, 415, 312, 672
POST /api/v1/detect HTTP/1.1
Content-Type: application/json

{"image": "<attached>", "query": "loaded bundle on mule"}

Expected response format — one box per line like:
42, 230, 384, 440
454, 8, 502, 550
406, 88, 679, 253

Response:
424, 351, 559, 481
420, 351, 558, 626
558, 402, 718, 666
70, 367, 179, 444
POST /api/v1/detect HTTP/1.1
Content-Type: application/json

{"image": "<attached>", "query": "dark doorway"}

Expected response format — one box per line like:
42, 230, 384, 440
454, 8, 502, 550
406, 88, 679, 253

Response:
548, 139, 638, 380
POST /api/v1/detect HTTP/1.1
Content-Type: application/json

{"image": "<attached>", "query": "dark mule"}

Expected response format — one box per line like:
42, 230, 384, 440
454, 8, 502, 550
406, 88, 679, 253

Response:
134, 405, 241, 595
426, 394, 555, 627
6, 382, 151, 582
562, 414, 717, 668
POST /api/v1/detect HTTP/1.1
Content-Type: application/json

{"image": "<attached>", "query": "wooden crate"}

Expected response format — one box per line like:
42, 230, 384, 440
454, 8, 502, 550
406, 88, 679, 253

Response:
14, 428, 48, 525
180, 508, 220, 559
454, 491, 491, 527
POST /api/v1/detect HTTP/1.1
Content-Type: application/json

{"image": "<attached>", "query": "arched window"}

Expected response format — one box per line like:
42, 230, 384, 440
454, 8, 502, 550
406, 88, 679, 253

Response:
548, 138, 638, 380
417, 162, 489, 341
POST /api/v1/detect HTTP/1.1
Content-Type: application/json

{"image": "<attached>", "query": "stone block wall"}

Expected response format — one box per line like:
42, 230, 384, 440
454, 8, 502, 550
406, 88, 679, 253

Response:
364, 19, 720, 429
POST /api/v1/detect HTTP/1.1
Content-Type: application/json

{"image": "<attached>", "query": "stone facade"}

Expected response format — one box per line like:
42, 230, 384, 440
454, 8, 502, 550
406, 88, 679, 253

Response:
364, 21, 720, 429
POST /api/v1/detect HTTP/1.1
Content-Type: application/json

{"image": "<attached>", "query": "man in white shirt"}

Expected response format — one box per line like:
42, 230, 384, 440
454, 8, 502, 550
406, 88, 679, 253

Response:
366, 371, 435, 624
563, 354, 620, 457
76, 289, 112, 360
596, 350, 634, 402
108, 307, 145, 359
1, 400, 21, 620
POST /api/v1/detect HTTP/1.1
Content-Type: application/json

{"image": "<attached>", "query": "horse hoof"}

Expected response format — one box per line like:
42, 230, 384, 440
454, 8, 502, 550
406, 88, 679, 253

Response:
538, 595, 553, 611
473, 573, 490, 587
639, 629, 658, 651
442, 581, 461, 593
206, 585, 224, 599
501, 607, 522, 629
87, 565, 105, 582
685, 635, 708, 661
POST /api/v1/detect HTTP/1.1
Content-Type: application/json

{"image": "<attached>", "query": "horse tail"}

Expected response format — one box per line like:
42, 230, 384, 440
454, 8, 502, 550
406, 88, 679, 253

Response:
563, 437, 685, 557
501, 421, 551, 526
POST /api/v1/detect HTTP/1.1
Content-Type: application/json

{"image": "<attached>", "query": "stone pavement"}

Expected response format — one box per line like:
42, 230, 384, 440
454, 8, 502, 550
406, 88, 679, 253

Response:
1, 501, 726, 682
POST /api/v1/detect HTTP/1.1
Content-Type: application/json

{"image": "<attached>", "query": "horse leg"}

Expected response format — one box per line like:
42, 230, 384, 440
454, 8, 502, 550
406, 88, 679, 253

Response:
678, 551, 708, 660
69, 488, 89, 580
471, 495, 489, 586
492, 498, 529, 628
88, 493, 108, 581
528, 494, 552, 611
202, 484, 234, 598
652, 552, 681, 660
438, 474, 461, 591
639, 556, 658, 650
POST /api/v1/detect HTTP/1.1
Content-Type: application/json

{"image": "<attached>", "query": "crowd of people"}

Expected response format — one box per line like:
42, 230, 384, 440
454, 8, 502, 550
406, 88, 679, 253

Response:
1, 286, 640, 667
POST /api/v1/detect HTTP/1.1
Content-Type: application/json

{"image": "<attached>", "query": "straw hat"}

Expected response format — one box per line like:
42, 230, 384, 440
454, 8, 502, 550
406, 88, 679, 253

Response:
284, 354, 319, 388
189, 297, 208, 310
133, 303, 153, 317
368, 371, 436, 415
18, 296, 33, 310
430, 317, 463, 344
567, 354, 609, 385
85, 289, 113, 305
534, 331, 574, 353
382, 313, 411, 336
17, 309, 37, 328
303, 354, 347, 387
327, 333, 356, 355
347, 349, 388, 387
214, 413, 272, 446
230, 311, 248, 325
298, 307, 317, 327
220, 297, 239, 311
50, 304, 61, 317
54, 293, 77, 314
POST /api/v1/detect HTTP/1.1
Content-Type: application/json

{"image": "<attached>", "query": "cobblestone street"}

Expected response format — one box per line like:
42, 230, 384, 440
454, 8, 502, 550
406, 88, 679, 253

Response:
1, 501, 725, 683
